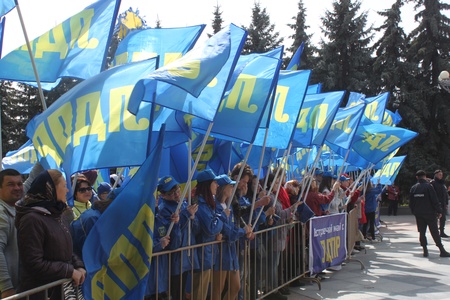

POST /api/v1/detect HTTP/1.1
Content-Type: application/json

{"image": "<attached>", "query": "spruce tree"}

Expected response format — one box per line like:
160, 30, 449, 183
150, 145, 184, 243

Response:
211, 3, 224, 36
315, 0, 374, 97
242, 2, 283, 54
398, 0, 450, 184
287, 0, 317, 73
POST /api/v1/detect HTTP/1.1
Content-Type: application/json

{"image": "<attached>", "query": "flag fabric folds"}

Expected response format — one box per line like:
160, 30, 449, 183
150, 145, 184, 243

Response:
128, 23, 247, 122
83, 125, 165, 300
0, 0, 14, 17
0, 16, 4, 58
189, 53, 282, 143
292, 91, 344, 148
113, 25, 205, 66
1, 140, 38, 174
253, 69, 312, 149
286, 42, 304, 71
26, 58, 158, 176
325, 103, 365, 150
371, 155, 406, 185
0, 0, 121, 82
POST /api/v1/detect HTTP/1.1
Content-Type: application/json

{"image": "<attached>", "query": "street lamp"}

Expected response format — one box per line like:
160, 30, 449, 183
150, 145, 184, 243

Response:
438, 70, 450, 93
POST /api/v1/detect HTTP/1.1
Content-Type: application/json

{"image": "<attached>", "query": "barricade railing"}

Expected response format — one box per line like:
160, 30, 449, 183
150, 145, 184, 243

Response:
3, 278, 71, 300
6, 212, 366, 300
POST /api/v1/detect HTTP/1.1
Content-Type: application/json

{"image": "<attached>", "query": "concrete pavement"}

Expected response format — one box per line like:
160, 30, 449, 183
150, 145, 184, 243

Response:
287, 214, 450, 299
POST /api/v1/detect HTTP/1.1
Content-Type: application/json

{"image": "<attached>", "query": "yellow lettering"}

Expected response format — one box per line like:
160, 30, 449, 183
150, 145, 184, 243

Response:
108, 86, 150, 132
35, 23, 68, 59
296, 104, 329, 132
90, 205, 154, 299
167, 60, 200, 79
32, 123, 63, 166
74, 92, 106, 146
273, 86, 289, 123
220, 75, 257, 113
378, 135, 400, 152
69, 9, 99, 49
46, 102, 73, 155
365, 102, 379, 122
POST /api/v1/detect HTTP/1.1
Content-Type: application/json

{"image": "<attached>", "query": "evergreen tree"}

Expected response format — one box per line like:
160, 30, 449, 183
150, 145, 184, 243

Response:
315, 0, 374, 97
372, 0, 411, 106
286, 0, 317, 72
397, 0, 450, 190
242, 2, 283, 54
210, 3, 224, 37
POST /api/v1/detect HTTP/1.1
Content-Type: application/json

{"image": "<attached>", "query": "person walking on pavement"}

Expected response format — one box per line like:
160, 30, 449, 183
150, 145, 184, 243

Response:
409, 170, 450, 257
430, 170, 449, 237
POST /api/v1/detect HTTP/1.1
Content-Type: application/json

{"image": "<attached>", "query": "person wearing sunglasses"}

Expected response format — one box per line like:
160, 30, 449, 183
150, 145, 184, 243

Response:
72, 175, 93, 220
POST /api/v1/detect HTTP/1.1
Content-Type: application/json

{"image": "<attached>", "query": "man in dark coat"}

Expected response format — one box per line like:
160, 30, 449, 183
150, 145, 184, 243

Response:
430, 170, 449, 237
409, 170, 450, 257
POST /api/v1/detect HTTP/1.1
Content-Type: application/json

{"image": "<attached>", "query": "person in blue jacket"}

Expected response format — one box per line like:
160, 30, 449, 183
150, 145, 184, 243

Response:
145, 211, 180, 300
361, 180, 383, 241
156, 175, 199, 300
212, 174, 252, 300
192, 169, 224, 300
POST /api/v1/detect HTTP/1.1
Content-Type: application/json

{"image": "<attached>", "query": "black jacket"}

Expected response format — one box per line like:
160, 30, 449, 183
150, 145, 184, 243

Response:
431, 178, 448, 206
409, 179, 442, 216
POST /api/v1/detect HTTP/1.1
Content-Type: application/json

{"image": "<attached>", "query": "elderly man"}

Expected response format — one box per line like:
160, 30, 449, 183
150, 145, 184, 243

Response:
0, 169, 24, 298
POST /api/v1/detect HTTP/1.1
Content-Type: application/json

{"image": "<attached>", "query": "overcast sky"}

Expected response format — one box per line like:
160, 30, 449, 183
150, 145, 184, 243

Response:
2, 0, 418, 56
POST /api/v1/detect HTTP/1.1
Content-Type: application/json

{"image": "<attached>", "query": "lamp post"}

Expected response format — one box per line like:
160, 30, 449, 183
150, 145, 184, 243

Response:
438, 70, 450, 93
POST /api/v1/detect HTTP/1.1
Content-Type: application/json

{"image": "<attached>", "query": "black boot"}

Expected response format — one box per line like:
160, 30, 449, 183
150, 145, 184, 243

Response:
438, 245, 450, 257
440, 231, 449, 238
423, 246, 429, 257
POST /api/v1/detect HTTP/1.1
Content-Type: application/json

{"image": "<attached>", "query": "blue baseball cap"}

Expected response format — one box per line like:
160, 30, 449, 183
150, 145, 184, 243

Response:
339, 174, 350, 181
323, 171, 333, 178
216, 174, 236, 186
314, 169, 324, 176
97, 182, 112, 195
196, 169, 220, 183
158, 175, 179, 192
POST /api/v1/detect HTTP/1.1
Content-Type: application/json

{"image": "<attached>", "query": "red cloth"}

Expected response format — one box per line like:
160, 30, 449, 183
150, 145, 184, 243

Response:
305, 191, 335, 216
278, 187, 291, 209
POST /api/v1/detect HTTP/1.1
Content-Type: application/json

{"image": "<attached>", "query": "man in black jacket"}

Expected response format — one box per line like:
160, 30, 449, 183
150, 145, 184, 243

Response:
430, 170, 449, 237
410, 170, 450, 257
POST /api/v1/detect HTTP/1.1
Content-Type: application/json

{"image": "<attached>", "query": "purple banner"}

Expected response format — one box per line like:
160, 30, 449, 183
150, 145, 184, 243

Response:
309, 213, 347, 275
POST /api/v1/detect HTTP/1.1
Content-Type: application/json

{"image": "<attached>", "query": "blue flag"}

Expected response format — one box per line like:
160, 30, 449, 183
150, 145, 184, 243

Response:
0, 16, 4, 58
350, 124, 417, 164
306, 83, 322, 95
371, 155, 406, 185
292, 91, 344, 148
0, 0, 121, 82
286, 42, 304, 70
0, 0, 14, 17
382, 109, 402, 126
26, 58, 158, 176
83, 125, 165, 299
1, 140, 38, 174
113, 25, 205, 66
253, 69, 312, 149
129, 23, 247, 121
189, 53, 282, 143
347, 92, 389, 125
325, 103, 365, 150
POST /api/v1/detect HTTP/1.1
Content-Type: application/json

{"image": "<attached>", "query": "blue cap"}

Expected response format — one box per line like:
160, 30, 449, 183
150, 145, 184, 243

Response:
158, 175, 179, 192
196, 169, 219, 183
339, 174, 350, 181
97, 182, 112, 195
216, 174, 236, 186
314, 169, 324, 176
323, 171, 333, 178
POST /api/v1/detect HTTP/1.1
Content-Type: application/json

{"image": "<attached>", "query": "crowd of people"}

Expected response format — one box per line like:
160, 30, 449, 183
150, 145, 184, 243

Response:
0, 164, 449, 300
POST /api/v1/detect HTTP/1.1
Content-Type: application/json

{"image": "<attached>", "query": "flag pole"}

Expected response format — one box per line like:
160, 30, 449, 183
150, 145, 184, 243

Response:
15, 0, 47, 110
166, 122, 214, 237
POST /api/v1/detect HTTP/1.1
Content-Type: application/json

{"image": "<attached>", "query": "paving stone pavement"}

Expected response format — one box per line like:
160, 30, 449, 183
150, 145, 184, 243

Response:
287, 214, 450, 299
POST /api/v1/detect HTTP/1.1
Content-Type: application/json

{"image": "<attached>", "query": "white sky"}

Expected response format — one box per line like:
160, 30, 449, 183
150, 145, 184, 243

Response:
2, 0, 418, 56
